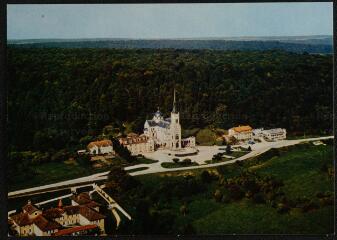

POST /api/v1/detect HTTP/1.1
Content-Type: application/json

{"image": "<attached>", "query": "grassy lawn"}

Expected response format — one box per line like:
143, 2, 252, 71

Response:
131, 143, 334, 234
161, 161, 199, 168
205, 157, 232, 164
8, 162, 111, 192
228, 151, 249, 158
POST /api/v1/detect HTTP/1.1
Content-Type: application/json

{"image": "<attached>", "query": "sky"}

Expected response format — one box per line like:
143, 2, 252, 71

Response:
7, 3, 333, 40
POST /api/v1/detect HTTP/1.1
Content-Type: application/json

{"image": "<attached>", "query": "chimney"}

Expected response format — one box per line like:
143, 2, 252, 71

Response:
58, 199, 63, 209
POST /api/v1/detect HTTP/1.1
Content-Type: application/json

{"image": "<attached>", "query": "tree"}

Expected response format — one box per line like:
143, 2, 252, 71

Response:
110, 137, 136, 163
182, 158, 192, 165
172, 158, 179, 163
180, 203, 188, 216
200, 170, 212, 183
226, 144, 232, 154
77, 154, 91, 166
247, 146, 252, 151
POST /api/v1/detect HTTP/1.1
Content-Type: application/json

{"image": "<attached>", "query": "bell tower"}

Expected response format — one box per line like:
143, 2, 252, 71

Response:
170, 89, 181, 150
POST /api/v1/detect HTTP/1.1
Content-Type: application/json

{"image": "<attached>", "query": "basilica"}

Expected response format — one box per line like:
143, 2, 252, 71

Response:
116, 90, 195, 155
143, 89, 195, 151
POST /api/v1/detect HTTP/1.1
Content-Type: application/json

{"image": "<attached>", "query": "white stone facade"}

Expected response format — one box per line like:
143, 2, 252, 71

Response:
228, 125, 253, 142
143, 90, 184, 151
262, 128, 287, 141
119, 134, 155, 155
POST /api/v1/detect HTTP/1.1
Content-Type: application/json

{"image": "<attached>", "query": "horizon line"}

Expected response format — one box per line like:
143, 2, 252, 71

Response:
8, 34, 333, 41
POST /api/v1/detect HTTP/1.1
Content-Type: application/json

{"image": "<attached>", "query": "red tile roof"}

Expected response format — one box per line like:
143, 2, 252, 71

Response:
63, 205, 80, 215
33, 215, 61, 232
71, 192, 91, 205
119, 135, 149, 145
43, 208, 64, 220
10, 212, 61, 232
10, 212, 33, 227
79, 207, 105, 221
53, 224, 98, 236
87, 140, 112, 149
71, 193, 101, 209
231, 125, 252, 133
22, 203, 39, 215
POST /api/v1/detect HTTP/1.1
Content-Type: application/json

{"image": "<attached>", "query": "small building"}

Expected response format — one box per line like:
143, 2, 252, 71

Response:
181, 136, 196, 148
262, 128, 286, 141
77, 150, 87, 155
9, 196, 106, 237
87, 140, 114, 155
119, 133, 155, 155
228, 125, 253, 142
252, 128, 264, 138
9, 200, 61, 237
53, 224, 99, 236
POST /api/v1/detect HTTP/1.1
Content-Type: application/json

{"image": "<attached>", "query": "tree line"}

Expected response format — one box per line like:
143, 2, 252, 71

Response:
7, 47, 333, 153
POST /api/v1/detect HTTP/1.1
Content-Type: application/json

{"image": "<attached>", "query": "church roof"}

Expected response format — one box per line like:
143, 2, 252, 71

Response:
87, 140, 112, 149
146, 120, 170, 128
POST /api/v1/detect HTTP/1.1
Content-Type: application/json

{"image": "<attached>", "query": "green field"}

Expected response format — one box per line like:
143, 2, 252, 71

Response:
114, 142, 334, 235
8, 161, 111, 192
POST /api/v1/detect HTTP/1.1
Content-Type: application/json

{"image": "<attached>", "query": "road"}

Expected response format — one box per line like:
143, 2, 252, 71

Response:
126, 136, 333, 175
8, 171, 110, 198
8, 136, 333, 198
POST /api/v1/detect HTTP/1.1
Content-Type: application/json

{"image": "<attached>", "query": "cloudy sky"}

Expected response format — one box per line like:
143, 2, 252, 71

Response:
7, 3, 333, 40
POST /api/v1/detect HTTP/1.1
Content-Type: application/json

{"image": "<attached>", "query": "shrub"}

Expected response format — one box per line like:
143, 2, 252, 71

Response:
228, 185, 245, 201
252, 192, 266, 204
276, 203, 290, 214
200, 170, 212, 183
226, 144, 232, 154
172, 158, 179, 163
196, 128, 216, 145
183, 158, 192, 165
214, 189, 223, 202
180, 204, 188, 216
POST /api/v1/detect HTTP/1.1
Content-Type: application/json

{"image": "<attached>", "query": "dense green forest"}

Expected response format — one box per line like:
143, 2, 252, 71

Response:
8, 38, 332, 54
8, 47, 332, 154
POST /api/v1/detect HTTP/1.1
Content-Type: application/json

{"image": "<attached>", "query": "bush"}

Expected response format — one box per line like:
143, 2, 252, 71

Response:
277, 203, 290, 214
228, 185, 245, 201
51, 149, 70, 162
214, 189, 223, 202
200, 170, 213, 183
196, 128, 216, 145
182, 158, 192, 165
226, 144, 232, 154
252, 192, 266, 204
172, 158, 179, 163
76, 154, 91, 166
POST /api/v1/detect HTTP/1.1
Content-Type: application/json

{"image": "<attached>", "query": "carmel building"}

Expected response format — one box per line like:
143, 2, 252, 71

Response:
9, 193, 106, 237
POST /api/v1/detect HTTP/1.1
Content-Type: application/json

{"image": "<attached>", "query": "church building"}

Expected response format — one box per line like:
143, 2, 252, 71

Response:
143, 89, 195, 151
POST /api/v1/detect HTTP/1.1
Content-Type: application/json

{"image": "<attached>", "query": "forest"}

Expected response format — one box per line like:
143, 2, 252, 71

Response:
8, 47, 332, 154
8, 38, 332, 54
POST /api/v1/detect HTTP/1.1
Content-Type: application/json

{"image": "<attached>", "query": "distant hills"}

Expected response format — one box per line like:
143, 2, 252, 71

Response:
8, 35, 333, 54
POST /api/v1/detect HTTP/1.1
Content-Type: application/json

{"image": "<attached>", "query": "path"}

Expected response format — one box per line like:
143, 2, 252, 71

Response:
8, 136, 333, 198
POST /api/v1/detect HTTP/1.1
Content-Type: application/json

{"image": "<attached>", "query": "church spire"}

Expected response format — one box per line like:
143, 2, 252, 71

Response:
172, 88, 177, 113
